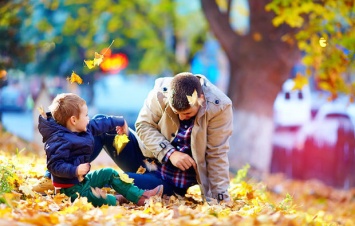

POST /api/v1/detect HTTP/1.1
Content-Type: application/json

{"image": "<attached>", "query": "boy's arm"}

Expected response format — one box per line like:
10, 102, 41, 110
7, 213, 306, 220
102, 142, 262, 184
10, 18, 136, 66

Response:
88, 115, 125, 136
46, 138, 78, 179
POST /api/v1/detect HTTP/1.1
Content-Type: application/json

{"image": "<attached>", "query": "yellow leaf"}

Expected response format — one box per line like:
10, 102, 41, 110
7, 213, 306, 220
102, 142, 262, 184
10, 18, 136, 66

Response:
187, 90, 198, 106
94, 52, 104, 66
37, 106, 46, 117
113, 134, 130, 154
136, 166, 146, 174
19, 184, 36, 197
84, 60, 95, 69
67, 71, 83, 85
118, 171, 134, 183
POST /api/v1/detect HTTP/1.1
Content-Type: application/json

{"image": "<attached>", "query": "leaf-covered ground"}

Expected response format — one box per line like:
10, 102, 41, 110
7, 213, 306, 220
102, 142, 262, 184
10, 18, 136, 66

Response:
0, 129, 355, 225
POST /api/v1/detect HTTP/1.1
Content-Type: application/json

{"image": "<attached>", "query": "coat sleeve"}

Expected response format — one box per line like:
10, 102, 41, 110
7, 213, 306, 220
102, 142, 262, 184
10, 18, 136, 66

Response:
88, 115, 125, 136
205, 103, 233, 201
135, 89, 176, 162
46, 137, 78, 179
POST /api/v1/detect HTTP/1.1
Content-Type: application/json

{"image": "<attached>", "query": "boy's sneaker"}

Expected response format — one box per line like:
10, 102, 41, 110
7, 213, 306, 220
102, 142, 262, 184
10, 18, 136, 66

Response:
33, 177, 54, 195
116, 194, 129, 205
137, 185, 163, 206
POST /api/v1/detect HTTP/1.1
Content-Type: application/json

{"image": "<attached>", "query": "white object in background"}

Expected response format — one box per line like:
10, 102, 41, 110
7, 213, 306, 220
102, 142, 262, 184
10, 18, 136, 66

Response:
273, 79, 312, 127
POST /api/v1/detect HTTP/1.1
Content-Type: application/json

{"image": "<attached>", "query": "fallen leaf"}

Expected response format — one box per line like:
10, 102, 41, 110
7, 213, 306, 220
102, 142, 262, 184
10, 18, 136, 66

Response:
117, 171, 134, 184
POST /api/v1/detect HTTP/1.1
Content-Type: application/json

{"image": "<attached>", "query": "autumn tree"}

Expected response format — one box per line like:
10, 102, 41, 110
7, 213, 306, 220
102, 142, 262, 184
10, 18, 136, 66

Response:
0, 0, 34, 71
201, 0, 355, 176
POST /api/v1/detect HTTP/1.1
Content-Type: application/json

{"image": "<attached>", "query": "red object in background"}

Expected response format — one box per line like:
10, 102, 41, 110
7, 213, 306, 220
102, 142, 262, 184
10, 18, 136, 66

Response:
271, 114, 355, 189
100, 53, 129, 74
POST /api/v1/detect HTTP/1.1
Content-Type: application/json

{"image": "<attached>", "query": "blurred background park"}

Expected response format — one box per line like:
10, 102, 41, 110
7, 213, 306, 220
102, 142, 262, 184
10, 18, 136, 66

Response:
0, 0, 355, 190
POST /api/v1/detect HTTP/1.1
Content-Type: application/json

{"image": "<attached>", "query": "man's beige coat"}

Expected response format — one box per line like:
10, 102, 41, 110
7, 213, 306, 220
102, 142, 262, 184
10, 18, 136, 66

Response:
135, 74, 233, 202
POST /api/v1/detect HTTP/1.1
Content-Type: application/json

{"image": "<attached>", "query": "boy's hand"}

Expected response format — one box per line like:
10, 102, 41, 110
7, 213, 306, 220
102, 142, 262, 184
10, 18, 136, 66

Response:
77, 163, 90, 177
116, 120, 129, 136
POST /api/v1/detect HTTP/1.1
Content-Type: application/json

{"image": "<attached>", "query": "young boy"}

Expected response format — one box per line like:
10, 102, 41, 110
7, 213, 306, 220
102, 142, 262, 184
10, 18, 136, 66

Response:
38, 93, 163, 207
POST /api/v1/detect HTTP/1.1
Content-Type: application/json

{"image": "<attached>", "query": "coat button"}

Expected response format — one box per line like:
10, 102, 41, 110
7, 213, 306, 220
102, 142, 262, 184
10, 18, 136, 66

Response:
163, 87, 167, 91
215, 100, 220, 104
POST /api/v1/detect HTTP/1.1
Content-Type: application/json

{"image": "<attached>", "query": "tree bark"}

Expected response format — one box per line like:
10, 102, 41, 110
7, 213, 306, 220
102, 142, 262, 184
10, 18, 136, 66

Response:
201, 0, 301, 176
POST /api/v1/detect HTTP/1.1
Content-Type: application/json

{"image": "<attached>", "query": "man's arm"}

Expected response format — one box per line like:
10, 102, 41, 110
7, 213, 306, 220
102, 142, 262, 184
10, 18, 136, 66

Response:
205, 103, 233, 201
135, 89, 175, 162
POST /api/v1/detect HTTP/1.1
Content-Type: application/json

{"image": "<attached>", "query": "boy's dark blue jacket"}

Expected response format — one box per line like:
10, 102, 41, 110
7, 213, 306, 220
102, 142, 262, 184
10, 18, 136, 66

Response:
38, 113, 124, 186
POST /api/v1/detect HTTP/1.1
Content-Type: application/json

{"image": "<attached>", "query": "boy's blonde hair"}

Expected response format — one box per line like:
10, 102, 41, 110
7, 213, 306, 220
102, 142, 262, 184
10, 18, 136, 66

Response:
49, 93, 86, 127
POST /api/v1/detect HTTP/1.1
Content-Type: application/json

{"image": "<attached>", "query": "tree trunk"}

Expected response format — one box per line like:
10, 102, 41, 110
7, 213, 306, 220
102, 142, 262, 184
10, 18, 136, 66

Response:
201, 0, 301, 176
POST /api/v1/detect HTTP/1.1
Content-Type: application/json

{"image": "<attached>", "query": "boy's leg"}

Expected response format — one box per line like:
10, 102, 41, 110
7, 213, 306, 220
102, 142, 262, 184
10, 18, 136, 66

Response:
87, 168, 145, 204
60, 176, 117, 207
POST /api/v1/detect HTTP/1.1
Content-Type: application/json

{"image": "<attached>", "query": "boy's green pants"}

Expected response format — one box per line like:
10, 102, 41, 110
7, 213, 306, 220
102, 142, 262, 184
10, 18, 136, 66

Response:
60, 167, 144, 207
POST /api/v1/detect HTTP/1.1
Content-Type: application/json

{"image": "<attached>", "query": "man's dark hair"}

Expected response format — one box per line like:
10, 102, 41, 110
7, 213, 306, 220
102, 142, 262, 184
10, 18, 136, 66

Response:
169, 72, 202, 111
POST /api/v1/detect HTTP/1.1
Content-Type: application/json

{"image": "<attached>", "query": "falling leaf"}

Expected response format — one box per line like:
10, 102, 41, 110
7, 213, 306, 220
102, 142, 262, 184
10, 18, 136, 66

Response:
67, 71, 83, 84
93, 52, 104, 66
113, 134, 129, 154
37, 106, 46, 118
118, 171, 134, 184
84, 40, 115, 69
84, 60, 95, 69
84, 54, 101, 69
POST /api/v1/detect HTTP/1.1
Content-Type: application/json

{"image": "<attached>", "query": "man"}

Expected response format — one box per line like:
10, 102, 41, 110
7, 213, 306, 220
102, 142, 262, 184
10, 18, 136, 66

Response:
132, 72, 233, 202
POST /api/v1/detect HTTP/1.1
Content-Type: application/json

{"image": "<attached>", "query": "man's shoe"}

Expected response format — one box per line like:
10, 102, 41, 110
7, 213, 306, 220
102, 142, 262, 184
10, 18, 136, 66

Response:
33, 177, 54, 195
137, 185, 163, 206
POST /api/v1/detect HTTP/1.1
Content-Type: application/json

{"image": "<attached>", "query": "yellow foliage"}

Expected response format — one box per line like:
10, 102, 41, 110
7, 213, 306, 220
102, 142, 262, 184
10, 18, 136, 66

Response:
0, 144, 354, 225
292, 73, 308, 90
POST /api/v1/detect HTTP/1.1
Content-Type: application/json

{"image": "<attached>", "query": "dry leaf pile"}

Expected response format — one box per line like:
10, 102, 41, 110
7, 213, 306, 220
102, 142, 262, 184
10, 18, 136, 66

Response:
0, 132, 355, 225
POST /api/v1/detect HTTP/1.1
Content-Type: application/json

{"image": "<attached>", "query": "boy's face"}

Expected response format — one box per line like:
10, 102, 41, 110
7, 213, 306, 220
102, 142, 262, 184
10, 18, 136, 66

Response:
74, 104, 89, 132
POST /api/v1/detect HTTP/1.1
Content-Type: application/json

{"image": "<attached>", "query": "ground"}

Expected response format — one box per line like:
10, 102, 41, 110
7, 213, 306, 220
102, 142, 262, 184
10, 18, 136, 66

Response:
0, 128, 355, 225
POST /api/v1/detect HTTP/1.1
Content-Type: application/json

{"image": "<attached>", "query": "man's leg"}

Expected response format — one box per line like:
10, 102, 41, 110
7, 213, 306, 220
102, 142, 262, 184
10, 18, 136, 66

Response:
102, 128, 146, 172
126, 172, 187, 197
91, 114, 146, 172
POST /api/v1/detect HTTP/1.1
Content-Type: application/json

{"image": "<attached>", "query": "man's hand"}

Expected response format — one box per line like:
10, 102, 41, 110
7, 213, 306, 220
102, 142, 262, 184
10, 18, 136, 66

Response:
169, 151, 196, 171
116, 120, 129, 136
